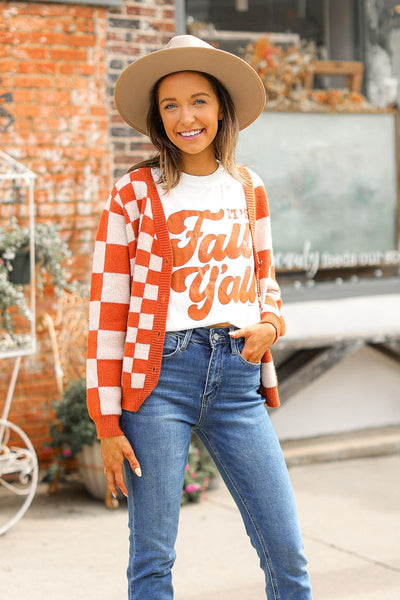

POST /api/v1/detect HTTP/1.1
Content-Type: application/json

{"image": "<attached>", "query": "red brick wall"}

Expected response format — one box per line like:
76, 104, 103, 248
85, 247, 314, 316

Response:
1, 2, 110, 276
0, 0, 176, 466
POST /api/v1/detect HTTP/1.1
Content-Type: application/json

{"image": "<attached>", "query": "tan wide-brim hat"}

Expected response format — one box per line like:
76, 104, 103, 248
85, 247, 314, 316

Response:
114, 34, 266, 135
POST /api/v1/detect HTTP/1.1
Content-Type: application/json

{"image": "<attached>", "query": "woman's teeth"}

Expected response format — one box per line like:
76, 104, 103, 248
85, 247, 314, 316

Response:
179, 129, 202, 137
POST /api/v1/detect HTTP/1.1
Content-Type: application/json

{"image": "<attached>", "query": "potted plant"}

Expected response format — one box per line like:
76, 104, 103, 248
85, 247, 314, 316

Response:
44, 378, 125, 506
44, 378, 218, 505
43, 378, 97, 480
0, 218, 74, 342
0, 217, 72, 292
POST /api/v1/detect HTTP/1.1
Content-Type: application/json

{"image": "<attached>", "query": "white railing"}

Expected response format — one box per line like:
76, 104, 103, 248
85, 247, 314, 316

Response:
0, 150, 38, 535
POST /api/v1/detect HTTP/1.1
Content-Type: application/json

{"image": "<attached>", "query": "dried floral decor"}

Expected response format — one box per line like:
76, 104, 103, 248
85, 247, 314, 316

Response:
244, 37, 376, 112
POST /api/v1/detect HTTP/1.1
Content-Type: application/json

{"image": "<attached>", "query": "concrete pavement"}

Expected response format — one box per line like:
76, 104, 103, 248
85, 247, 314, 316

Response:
1, 454, 400, 599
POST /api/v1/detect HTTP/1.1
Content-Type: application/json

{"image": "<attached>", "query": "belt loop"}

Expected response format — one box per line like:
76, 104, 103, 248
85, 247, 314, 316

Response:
181, 328, 193, 350
228, 326, 238, 354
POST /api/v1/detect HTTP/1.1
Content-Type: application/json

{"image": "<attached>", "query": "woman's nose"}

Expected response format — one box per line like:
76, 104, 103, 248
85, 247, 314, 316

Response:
179, 106, 196, 127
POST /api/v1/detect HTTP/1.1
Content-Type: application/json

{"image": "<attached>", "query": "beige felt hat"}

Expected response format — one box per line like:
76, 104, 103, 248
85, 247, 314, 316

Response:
114, 34, 266, 135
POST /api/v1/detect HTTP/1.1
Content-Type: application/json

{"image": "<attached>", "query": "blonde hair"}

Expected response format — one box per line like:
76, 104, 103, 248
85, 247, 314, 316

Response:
128, 71, 245, 190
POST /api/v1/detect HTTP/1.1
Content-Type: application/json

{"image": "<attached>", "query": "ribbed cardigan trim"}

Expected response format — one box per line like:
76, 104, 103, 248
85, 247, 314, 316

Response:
125, 170, 173, 409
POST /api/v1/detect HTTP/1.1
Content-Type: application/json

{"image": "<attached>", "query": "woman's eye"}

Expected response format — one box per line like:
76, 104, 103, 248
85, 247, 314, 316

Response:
164, 103, 177, 110
194, 99, 206, 105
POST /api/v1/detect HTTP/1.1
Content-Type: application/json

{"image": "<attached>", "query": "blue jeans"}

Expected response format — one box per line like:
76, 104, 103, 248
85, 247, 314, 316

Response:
120, 327, 312, 600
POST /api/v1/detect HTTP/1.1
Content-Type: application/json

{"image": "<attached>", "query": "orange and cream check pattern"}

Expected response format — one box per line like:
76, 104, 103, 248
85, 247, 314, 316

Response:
87, 166, 286, 438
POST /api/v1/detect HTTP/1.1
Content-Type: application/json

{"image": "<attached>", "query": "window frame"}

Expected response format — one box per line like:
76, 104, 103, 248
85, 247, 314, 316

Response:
27, 0, 123, 6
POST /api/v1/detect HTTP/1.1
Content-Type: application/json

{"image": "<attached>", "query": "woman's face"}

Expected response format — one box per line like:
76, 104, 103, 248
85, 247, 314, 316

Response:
157, 71, 223, 171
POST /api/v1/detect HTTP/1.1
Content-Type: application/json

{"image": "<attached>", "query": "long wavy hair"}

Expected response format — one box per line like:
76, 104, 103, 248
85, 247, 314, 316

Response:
128, 71, 244, 190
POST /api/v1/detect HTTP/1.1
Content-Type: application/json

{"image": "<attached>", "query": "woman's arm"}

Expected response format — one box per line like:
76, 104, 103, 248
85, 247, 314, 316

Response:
86, 186, 142, 492
86, 188, 131, 437
254, 180, 286, 342
230, 175, 285, 361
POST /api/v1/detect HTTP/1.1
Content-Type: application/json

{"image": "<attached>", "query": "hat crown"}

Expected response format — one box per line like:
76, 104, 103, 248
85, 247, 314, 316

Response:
164, 35, 214, 51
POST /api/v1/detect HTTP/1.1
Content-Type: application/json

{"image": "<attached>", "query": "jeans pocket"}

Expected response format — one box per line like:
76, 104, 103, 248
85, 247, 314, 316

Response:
236, 339, 261, 368
237, 353, 261, 368
162, 332, 182, 359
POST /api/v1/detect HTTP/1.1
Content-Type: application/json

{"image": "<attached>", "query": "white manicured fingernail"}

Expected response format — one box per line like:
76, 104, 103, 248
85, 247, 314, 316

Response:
135, 467, 142, 477
111, 492, 117, 499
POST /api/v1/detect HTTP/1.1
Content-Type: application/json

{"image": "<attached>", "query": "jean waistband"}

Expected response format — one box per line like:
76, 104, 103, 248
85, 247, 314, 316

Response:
166, 327, 241, 353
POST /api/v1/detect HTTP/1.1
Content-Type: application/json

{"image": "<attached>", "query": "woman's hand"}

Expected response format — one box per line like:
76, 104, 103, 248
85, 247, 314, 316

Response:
100, 435, 142, 498
229, 322, 277, 364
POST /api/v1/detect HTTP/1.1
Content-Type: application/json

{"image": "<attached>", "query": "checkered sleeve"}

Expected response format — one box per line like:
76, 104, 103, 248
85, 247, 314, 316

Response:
86, 188, 131, 438
254, 180, 286, 344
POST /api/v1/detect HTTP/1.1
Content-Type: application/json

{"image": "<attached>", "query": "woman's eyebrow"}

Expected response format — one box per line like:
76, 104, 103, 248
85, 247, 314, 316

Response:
191, 92, 211, 98
159, 97, 176, 104
159, 92, 211, 104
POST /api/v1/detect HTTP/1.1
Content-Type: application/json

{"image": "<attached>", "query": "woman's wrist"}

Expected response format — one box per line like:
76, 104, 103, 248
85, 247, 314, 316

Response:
260, 321, 279, 345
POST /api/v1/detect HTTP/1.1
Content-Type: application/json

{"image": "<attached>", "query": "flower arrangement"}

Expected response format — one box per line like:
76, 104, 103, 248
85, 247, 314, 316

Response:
244, 36, 317, 109
244, 36, 375, 112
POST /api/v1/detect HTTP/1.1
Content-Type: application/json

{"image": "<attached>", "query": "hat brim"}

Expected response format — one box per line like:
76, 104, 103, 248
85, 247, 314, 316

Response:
114, 46, 266, 135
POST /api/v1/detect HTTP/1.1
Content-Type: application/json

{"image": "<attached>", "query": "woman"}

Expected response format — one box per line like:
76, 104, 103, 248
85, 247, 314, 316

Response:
87, 34, 313, 599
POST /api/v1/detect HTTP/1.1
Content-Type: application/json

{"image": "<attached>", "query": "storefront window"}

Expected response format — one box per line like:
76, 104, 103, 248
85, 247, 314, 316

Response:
187, 0, 323, 39
185, 0, 365, 64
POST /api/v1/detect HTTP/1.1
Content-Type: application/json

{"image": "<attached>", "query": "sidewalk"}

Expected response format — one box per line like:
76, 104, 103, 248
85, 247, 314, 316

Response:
1, 455, 400, 600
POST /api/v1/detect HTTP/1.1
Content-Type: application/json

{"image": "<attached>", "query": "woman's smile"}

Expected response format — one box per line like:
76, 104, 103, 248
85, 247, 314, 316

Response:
177, 128, 204, 139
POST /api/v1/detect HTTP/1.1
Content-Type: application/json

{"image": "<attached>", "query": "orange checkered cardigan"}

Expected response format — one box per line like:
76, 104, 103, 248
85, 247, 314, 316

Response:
86, 166, 286, 438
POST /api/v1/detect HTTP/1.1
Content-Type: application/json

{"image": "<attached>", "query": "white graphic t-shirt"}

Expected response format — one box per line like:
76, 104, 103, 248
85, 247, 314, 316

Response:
153, 165, 261, 331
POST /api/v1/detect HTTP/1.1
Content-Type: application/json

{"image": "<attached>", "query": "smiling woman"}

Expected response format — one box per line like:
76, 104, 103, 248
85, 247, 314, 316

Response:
87, 34, 313, 600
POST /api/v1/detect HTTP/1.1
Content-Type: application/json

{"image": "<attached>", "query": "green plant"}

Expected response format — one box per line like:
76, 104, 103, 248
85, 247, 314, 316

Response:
0, 217, 74, 341
42, 378, 97, 483
0, 217, 72, 294
0, 260, 32, 337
